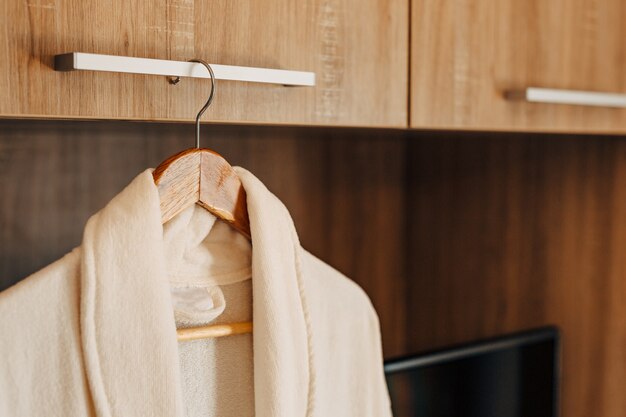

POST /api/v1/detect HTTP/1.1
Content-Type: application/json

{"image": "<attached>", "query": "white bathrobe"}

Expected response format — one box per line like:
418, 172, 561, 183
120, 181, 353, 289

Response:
0, 168, 392, 417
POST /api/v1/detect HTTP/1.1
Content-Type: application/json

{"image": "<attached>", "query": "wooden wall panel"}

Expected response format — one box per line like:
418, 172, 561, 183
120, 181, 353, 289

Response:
0, 0, 407, 127
408, 132, 626, 417
0, 120, 408, 357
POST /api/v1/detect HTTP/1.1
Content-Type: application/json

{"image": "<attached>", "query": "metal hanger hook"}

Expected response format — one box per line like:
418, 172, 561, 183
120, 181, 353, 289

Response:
169, 59, 216, 149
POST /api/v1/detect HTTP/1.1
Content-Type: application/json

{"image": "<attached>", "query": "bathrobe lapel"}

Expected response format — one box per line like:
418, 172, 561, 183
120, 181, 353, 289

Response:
236, 167, 312, 417
79, 169, 311, 417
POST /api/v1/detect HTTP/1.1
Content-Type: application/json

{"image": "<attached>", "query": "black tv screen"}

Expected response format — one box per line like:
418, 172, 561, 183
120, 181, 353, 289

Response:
385, 327, 560, 417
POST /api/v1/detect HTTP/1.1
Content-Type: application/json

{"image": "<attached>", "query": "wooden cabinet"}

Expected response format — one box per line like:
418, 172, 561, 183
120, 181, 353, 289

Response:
411, 0, 626, 133
0, 0, 407, 127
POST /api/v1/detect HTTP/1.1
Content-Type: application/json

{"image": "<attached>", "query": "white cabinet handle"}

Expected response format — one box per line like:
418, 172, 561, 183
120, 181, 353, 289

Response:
54, 52, 316, 87
506, 87, 626, 108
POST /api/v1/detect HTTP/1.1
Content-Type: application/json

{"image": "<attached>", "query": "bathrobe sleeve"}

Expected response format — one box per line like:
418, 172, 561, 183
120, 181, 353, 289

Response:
0, 249, 94, 417
300, 250, 393, 417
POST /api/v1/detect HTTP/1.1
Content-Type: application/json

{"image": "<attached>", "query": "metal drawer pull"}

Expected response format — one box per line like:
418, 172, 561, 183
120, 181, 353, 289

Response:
506, 87, 626, 108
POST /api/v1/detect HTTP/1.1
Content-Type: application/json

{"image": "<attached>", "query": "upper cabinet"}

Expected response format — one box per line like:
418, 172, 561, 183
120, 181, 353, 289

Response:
6, 0, 625, 133
411, 0, 626, 133
0, 0, 408, 128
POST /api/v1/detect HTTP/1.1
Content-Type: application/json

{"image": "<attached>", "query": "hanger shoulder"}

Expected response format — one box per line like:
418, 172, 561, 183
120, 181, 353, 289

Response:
199, 151, 251, 239
153, 149, 202, 223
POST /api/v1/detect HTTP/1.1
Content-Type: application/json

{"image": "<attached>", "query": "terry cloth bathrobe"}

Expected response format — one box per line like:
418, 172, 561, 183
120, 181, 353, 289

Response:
0, 168, 392, 417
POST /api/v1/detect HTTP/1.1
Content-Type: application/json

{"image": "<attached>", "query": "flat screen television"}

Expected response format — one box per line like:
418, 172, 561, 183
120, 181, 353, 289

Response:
385, 327, 560, 417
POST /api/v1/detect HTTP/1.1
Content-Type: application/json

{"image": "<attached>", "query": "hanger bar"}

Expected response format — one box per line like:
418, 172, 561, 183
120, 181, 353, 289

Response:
54, 52, 316, 87
177, 321, 253, 341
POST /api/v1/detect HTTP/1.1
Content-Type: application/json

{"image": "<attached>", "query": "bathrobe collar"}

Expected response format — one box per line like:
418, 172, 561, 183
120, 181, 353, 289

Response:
79, 168, 311, 417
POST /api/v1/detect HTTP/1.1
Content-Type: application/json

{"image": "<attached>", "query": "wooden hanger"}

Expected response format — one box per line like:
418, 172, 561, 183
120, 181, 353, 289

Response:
153, 147, 251, 238
153, 59, 253, 341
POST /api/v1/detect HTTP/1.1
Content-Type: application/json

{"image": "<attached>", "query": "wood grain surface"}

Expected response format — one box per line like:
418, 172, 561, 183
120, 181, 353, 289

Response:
407, 132, 626, 417
0, 0, 407, 127
411, 0, 626, 133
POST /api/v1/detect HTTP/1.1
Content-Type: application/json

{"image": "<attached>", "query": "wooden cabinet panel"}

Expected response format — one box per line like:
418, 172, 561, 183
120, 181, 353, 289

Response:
0, 0, 407, 127
411, 0, 626, 133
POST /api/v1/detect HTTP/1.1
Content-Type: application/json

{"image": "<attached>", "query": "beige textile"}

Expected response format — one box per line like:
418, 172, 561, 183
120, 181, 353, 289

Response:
0, 168, 392, 417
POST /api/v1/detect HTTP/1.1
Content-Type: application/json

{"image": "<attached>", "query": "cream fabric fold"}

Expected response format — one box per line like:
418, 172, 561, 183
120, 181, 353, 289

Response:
163, 205, 252, 289
0, 167, 392, 417
164, 205, 252, 326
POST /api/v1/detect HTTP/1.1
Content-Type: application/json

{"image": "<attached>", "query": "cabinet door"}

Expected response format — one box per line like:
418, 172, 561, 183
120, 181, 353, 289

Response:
411, 0, 626, 133
0, 0, 407, 127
